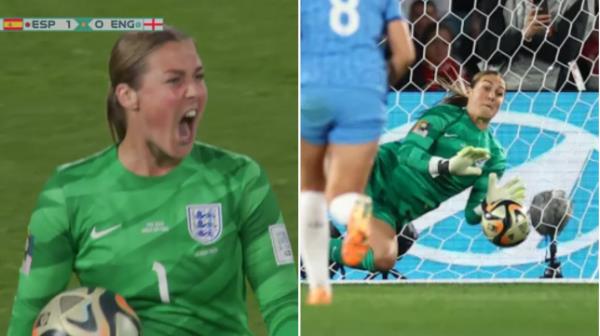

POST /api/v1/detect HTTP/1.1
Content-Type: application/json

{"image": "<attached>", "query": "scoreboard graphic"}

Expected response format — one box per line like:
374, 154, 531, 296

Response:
0, 18, 164, 31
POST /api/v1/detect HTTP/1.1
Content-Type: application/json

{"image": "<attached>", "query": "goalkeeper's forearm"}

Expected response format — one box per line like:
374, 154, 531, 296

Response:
429, 147, 490, 177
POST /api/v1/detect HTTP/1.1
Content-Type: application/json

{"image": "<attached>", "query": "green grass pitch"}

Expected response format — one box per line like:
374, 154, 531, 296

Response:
0, 1, 296, 335
301, 284, 599, 336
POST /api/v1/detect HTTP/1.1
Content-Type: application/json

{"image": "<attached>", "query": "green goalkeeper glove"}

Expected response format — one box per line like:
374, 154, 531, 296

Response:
485, 173, 526, 206
429, 146, 490, 177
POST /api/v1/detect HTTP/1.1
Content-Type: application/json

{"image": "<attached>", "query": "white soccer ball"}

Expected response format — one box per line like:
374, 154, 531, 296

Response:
32, 287, 141, 336
481, 200, 531, 247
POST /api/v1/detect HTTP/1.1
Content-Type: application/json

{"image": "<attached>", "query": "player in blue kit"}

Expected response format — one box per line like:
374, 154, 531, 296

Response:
300, 0, 415, 304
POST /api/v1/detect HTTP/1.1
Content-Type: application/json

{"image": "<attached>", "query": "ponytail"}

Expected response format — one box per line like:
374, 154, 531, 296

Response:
439, 69, 503, 108
440, 77, 469, 107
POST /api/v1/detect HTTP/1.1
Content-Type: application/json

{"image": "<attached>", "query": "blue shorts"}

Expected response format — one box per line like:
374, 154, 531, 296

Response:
301, 87, 387, 145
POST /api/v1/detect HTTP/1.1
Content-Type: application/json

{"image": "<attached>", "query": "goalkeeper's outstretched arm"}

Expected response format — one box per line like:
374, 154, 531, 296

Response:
398, 110, 490, 178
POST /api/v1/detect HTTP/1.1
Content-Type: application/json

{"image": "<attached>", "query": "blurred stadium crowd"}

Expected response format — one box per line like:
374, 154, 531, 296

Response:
395, 0, 599, 91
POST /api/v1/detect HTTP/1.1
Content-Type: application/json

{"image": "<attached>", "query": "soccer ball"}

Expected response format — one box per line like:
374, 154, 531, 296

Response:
481, 200, 530, 247
32, 287, 141, 336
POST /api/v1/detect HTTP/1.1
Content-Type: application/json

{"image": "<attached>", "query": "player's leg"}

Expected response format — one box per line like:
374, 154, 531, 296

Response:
366, 220, 419, 272
326, 142, 379, 268
329, 191, 400, 272
368, 217, 398, 271
300, 89, 333, 305
329, 217, 397, 272
301, 140, 327, 190
329, 155, 415, 273
300, 140, 332, 305
326, 88, 386, 270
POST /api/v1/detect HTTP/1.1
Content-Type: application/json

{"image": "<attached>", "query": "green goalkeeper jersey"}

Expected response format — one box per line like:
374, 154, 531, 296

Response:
8, 142, 297, 336
367, 104, 506, 230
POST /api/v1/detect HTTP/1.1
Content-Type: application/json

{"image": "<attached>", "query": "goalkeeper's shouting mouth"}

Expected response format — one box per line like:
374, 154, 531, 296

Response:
330, 70, 526, 273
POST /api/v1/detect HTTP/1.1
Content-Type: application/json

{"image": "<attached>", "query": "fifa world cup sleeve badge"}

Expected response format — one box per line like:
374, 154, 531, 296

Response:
269, 224, 294, 266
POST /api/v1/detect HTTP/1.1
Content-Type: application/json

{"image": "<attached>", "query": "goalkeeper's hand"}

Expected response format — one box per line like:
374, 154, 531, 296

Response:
485, 173, 526, 206
430, 146, 490, 177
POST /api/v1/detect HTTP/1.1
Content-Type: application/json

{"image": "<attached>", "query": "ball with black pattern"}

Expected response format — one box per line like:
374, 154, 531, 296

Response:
32, 287, 141, 336
481, 199, 531, 247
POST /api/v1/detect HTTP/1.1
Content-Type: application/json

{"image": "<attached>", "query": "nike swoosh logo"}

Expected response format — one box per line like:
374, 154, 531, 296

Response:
443, 133, 458, 138
90, 224, 122, 240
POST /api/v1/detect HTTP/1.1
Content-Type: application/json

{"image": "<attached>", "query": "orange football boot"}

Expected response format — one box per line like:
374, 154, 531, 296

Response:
341, 196, 372, 267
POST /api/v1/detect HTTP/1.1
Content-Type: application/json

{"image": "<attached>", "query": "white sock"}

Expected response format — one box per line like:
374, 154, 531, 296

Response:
300, 191, 331, 292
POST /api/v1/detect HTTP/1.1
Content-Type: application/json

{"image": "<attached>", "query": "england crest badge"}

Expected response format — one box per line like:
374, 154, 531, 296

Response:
187, 203, 223, 245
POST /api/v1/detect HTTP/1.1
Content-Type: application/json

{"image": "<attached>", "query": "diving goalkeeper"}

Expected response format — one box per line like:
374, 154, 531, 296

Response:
335, 70, 527, 272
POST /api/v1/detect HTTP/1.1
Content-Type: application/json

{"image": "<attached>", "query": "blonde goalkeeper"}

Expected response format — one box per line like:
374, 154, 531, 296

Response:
330, 70, 527, 272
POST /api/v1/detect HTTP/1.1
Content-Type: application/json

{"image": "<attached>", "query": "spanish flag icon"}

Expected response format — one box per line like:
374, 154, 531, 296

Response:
4, 18, 23, 30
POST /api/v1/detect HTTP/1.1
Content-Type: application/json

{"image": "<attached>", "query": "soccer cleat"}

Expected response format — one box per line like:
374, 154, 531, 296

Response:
341, 196, 372, 267
306, 286, 332, 305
